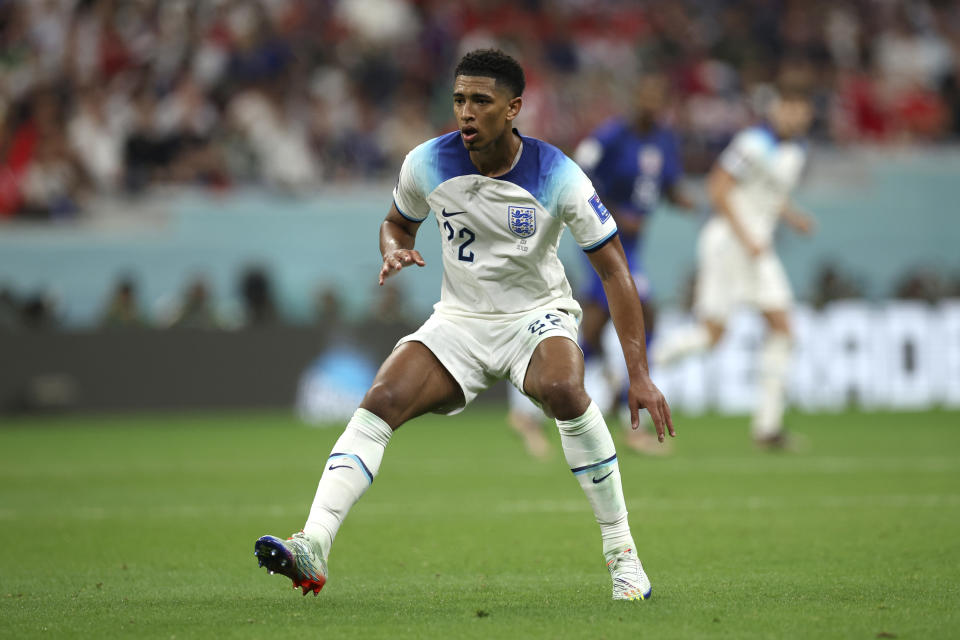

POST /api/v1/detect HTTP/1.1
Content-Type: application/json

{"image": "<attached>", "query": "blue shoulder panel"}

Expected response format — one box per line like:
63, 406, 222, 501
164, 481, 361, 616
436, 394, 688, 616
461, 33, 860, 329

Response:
500, 134, 580, 218
404, 131, 472, 196
412, 130, 581, 218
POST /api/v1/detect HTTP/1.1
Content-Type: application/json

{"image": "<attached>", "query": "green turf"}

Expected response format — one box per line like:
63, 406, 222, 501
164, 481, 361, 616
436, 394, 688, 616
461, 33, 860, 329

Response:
1, 407, 958, 639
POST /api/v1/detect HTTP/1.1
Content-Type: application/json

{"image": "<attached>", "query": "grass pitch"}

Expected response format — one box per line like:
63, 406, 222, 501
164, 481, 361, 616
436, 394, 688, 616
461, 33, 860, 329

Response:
1, 407, 958, 639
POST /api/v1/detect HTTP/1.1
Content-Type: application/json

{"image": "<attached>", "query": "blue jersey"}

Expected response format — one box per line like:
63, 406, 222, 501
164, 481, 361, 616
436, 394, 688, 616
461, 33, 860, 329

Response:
574, 119, 683, 258
574, 119, 683, 305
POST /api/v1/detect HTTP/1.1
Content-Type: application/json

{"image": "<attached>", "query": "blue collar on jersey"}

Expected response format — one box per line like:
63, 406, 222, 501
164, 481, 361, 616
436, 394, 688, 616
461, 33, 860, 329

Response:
433, 127, 568, 207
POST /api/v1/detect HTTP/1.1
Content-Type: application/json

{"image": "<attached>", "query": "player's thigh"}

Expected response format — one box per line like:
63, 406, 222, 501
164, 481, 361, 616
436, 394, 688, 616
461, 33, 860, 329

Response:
522, 336, 589, 420
694, 223, 741, 323
361, 341, 465, 428
761, 309, 791, 335
754, 254, 794, 333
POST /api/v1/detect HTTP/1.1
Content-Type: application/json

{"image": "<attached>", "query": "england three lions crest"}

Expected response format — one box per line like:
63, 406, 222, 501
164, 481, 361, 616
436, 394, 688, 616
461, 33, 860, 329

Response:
508, 206, 537, 238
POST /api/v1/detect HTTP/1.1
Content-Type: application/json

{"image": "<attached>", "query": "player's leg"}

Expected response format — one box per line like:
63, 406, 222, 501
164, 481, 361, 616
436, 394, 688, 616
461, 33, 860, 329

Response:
303, 341, 463, 554
751, 253, 796, 446
523, 336, 649, 599
753, 309, 792, 443
650, 310, 725, 368
651, 221, 730, 367
256, 341, 464, 594
506, 382, 551, 459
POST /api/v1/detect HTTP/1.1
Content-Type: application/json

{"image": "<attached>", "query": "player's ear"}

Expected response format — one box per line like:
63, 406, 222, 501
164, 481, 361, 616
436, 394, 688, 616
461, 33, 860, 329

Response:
506, 95, 522, 122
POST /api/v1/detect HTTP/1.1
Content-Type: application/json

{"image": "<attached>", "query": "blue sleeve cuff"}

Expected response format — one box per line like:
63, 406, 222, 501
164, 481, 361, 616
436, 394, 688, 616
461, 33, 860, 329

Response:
394, 199, 426, 223
583, 228, 618, 253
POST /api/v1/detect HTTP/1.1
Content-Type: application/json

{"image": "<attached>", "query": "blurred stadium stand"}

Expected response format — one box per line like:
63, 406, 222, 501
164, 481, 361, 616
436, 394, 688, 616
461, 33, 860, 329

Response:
1, 0, 958, 413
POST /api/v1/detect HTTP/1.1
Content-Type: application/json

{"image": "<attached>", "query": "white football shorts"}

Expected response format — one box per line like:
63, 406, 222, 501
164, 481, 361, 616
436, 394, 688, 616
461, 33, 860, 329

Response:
395, 305, 581, 414
694, 217, 793, 321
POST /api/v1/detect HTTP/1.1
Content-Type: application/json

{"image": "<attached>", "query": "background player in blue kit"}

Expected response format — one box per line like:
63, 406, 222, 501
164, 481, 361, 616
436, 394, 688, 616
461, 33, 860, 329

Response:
508, 74, 692, 456
255, 49, 674, 602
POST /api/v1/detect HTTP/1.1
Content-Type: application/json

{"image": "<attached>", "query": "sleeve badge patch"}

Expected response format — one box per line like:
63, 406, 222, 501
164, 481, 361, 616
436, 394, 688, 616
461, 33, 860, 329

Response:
588, 192, 610, 223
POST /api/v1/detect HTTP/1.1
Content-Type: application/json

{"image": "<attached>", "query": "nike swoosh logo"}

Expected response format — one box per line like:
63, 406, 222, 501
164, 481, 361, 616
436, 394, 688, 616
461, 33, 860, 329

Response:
441, 208, 467, 217
328, 464, 352, 471
592, 471, 614, 484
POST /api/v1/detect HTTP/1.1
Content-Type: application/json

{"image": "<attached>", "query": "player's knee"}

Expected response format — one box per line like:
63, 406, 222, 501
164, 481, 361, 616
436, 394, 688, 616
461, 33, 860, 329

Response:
537, 378, 589, 421
360, 382, 402, 425
706, 323, 726, 347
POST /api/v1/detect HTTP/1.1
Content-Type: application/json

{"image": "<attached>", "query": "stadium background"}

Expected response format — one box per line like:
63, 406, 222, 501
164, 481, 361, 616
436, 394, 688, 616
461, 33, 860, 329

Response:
1, 0, 958, 414
2, 2, 959, 639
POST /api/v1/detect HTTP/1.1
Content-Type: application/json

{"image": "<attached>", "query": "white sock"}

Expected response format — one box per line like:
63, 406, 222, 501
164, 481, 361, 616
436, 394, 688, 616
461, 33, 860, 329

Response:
304, 408, 393, 559
652, 324, 712, 368
556, 401, 635, 560
752, 332, 792, 438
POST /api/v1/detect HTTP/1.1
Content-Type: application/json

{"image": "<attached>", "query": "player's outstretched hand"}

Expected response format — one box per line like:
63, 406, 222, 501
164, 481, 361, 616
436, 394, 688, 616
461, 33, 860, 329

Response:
628, 374, 675, 443
789, 211, 817, 235
379, 249, 425, 285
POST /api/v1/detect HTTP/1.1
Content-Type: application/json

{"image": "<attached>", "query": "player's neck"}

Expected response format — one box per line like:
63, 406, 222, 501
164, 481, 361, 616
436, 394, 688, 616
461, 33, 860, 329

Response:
469, 128, 521, 177
632, 116, 656, 134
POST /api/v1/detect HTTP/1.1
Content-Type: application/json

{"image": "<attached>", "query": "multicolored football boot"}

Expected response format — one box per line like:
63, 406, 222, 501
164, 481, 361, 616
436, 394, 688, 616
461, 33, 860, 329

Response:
254, 531, 327, 596
607, 547, 652, 601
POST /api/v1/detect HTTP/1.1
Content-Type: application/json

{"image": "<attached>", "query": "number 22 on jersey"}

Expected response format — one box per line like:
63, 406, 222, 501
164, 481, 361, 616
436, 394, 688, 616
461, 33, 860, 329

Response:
443, 220, 476, 263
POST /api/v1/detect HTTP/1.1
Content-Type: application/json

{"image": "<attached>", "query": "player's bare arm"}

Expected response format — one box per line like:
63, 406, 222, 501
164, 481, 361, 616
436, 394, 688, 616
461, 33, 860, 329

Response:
707, 165, 766, 257
780, 201, 816, 235
587, 235, 675, 441
379, 203, 426, 285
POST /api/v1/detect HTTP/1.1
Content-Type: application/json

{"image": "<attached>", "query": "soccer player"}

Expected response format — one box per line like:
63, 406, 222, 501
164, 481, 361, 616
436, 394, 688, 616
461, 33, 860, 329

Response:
255, 49, 674, 602
508, 73, 691, 456
652, 87, 815, 448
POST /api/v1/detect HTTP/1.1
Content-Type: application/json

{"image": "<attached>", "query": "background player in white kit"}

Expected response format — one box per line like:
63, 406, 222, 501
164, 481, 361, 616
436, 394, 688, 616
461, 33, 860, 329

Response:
653, 86, 815, 448
254, 49, 674, 601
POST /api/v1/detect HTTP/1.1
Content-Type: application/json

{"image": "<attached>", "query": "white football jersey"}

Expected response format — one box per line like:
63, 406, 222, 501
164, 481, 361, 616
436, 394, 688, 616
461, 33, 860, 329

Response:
393, 130, 618, 318
718, 126, 808, 243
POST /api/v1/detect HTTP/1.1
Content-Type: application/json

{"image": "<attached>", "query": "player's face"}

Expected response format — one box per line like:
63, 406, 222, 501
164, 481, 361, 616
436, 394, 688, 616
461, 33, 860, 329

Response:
453, 75, 521, 152
770, 96, 813, 139
634, 76, 667, 119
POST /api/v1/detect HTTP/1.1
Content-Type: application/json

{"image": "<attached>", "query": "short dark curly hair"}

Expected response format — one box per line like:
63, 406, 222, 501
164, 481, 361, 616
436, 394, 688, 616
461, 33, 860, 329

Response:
454, 49, 525, 98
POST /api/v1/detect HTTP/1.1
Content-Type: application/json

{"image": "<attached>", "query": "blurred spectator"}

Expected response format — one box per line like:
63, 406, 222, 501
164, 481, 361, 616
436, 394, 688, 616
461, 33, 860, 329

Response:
229, 82, 318, 190
169, 277, 222, 330
67, 84, 127, 191
101, 276, 146, 328
21, 292, 57, 330
239, 266, 278, 326
313, 285, 344, 332
811, 263, 863, 310
894, 267, 945, 303
0, 0, 958, 220
123, 86, 171, 192
359, 280, 417, 340
20, 122, 82, 219
0, 287, 20, 330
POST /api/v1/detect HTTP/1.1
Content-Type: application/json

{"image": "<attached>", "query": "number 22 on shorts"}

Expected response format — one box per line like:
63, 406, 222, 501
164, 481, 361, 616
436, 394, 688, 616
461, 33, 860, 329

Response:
527, 312, 562, 336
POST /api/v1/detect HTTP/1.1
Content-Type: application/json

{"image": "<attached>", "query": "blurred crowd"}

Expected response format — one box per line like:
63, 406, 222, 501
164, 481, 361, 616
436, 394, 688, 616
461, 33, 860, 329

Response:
2, 261, 959, 333
0, 265, 421, 333
1, 0, 959, 219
